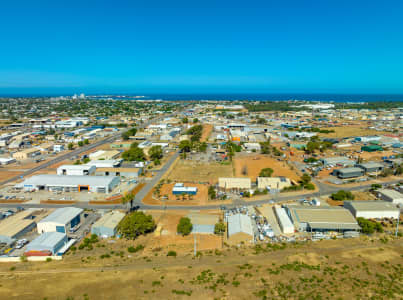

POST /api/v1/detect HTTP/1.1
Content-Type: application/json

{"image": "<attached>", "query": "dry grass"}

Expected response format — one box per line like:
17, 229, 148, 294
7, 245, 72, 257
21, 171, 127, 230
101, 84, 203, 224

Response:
318, 125, 388, 138
166, 159, 233, 184
234, 154, 300, 181
200, 124, 213, 142
0, 237, 401, 300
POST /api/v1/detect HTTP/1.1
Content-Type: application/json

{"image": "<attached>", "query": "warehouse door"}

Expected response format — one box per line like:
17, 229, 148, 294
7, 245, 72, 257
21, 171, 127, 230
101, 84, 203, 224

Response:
78, 185, 89, 192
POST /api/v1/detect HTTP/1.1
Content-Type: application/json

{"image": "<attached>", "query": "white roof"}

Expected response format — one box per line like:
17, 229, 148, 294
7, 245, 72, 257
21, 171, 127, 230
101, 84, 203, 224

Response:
57, 164, 94, 170
378, 189, 403, 199
16, 174, 119, 188
39, 207, 83, 225
227, 214, 253, 237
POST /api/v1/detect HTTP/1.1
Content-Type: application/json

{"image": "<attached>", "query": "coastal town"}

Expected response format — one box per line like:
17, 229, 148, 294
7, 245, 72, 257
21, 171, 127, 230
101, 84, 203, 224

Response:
0, 96, 401, 299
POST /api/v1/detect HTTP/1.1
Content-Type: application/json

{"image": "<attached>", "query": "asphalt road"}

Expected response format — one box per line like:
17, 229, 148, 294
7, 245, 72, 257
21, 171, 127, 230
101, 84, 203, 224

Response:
0, 133, 122, 186
1, 178, 400, 211
0, 115, 167, 186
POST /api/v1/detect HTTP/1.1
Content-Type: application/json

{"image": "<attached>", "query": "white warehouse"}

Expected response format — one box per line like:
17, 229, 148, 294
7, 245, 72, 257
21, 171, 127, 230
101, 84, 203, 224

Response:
37, 207, 83, 234
273, 205, 294, 234
57, 165, 96, 176
16, 174, 120, 193
344, 201, 400, 219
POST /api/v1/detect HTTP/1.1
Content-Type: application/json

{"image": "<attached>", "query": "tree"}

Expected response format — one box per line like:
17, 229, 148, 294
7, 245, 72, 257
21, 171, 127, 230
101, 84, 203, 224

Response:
193, 118, 199, 123
214, 222, 226, 235
300, 174, 311, 185
179, 140, 191, 152
122, 144, 145, 161
357, 217, 384, 234
259, 168, 274, 177
84, 139, 89, 145
122, 127, 137, 140
330, 190, 355, 201
117, 211, 156, 239
78, 141, 84, 147
260, 142, 270, 154
68, 143, 74, 150
241, 165, 248, 175
177, 217, 193, 236
208, 185, 216, 199
182, 117, 188, 124
149, 145, 163, 161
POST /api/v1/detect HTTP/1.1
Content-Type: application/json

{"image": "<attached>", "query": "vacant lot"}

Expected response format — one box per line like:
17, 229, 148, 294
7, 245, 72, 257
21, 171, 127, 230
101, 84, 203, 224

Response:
318, 125, 389, 138
0, 237, 401, 299
166, 159, 233, 183
234, 154, 300, 181
200, 124, 213, 142
0, 170, 23, 182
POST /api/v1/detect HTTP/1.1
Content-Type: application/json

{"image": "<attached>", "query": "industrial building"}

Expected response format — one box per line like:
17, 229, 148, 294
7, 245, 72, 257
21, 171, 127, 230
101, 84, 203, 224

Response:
12, 148, 41, 160
89, 150, 120, 160
16, 174, 120, 193
172, 183, 198, 195
356, 162, 384, 173
273, 206, 294, 234
361, 145, 383, 152
57, 165, 96, 176
227, 213, 254, 244
286, 206, 360, 233
332, 167, 364, 179
257, 177, 292, 191
25, 232, 68, 255
37, 207, 83, 234
377, 189, 403, 205
320, 156, 355, 167
95, 167, 142, 177
91, 211, 125, 238
0, 157, 16, 165
86, 159, 123, 168
218, 177, 251, 191
0, 210, 36, 245
344, 201, 400, 219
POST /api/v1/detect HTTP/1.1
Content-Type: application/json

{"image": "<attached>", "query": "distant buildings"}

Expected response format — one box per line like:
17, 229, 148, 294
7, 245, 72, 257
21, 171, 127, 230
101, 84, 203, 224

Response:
218, 178, 251, 191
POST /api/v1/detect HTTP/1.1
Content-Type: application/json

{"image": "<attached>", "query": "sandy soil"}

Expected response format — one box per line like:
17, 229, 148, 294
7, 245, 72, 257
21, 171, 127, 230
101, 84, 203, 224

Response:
0, 170, 23, 181
0, 237, 401, 300
234, 153, 300, 181
318, 125, 389, 138
200, 124, 213, 142
166, 159, 233, 184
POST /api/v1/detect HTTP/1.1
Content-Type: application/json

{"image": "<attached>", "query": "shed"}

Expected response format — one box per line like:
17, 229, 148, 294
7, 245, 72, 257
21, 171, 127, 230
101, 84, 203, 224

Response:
377, 189, 403, 205
356, 162, 384, 173
344, 201, 399, 219
273, 206, 294, 234
332, 167, 364, 179
26, 232, 68, 255
37, 207, 83, 234
218, 178, 251, 191
0, 210, 36, 245
361, 145, 383, 152
227, 213, 254, 244
91, 211, 126, 237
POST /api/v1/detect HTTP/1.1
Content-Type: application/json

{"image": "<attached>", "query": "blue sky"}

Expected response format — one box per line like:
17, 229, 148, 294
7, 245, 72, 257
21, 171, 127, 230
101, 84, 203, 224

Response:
1, 0, 403, 94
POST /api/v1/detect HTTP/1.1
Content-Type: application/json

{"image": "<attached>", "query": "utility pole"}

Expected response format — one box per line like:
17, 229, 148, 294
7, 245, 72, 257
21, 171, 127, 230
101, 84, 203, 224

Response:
193, 234, 197, 256
395, 210, 400, 237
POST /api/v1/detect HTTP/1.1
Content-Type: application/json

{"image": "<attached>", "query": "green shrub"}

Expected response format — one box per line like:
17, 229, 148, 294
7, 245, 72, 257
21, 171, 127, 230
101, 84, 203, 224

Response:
167, 250, 177, 257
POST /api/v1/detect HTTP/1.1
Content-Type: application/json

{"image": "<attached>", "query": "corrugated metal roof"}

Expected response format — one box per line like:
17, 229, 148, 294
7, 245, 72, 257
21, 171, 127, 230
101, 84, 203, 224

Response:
0, 210, 35, 238
39, 207, 83, 225
378, 189, 403, 199
16, 174, 119, 187
227, 214, 253, 237
27, 232, 66, 249
92, 211, 125, 229
345, 201, 399, 211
